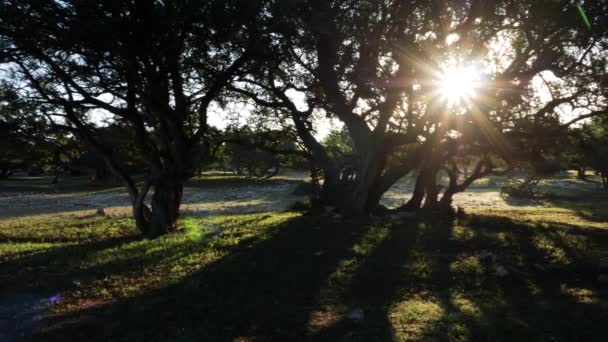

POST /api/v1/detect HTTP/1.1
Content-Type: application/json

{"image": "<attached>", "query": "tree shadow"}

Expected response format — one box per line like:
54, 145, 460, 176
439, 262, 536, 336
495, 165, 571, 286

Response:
454, 214, 608, 341
309, 219, 427, 340
11, 212, 608, 341
306, 213, 608, 341
1, 236, 140, 294
30, 215, 375, 341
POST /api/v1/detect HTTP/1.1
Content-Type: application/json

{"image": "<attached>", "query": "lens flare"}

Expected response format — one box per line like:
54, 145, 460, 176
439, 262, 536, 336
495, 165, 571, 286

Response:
576, 4, 591, 30
437, 65, 482, 108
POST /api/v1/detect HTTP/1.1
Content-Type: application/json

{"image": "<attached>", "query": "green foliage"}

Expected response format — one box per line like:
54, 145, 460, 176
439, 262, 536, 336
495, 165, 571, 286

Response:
322, 128, 353, 158
241, 0, 608, 214
0, 85, 52, 176
579, 118, 608, 182
0, 0, 267, 233
219, 126, 307, 177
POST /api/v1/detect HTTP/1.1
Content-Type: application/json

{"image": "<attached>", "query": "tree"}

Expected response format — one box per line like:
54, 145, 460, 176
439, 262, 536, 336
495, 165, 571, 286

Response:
0, 84, 50, 177
235, 0, 607, 215
565, 127, 590, 180
68, 124, 146, 185
577, 117, 608, 189
0, 0, 263, 236
221, 124, 306, 178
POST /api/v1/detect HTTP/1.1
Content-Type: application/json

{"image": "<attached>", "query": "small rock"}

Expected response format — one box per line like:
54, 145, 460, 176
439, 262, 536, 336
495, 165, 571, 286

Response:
96, 208, 106, 216
332, 213, 343, 220
347, 307, 364, 322
402, 263, 414, 270
598, 274, 608, 284
314, 250, 324, 256
495, 265, 509, 277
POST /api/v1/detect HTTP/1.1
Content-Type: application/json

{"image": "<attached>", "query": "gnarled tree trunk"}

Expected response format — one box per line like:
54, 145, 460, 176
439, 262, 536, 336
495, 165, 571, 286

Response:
577, 166, 586, 180
130, 175, 184, 237
315, 145, 392, 216
403, 170, 426, 210
148, 179, 183, 237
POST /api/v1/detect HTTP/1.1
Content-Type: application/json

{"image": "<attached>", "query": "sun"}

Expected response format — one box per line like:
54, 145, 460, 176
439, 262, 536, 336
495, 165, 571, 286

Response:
437, 65, 482, 108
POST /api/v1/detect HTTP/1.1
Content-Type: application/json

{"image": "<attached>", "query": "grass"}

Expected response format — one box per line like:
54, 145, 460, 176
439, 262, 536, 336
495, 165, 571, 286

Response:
0, 176, 127, 194
188, 171, 304, 188
1, 206, 608, 341
0, 171, 303, 194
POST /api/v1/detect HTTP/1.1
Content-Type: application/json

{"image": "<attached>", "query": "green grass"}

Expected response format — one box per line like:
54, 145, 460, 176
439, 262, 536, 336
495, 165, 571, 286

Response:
1, 206, 608, 341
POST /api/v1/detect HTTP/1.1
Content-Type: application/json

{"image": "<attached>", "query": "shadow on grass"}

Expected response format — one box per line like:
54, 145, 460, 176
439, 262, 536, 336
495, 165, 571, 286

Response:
499, 188, 608, 225
0, 235, 140, 294
9, 212, 608, 341
572, 205, 608, 224
458, 215, 608, 341
27, 215, 373, 341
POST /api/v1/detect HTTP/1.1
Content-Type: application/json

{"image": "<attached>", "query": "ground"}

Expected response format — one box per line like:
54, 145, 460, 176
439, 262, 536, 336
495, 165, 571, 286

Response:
1, 171, 607, 341
1, 170, 604, 219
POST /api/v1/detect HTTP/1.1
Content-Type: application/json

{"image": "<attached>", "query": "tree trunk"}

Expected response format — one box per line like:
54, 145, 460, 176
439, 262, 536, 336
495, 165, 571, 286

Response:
317, 173, 373, 216
422, 169, 439, 209
147, 179, 183, 237
345, 190, 371, 216
326, 149, 389, 216
403, 170, 426, 210
365, 183, 391, 213
308, 161, 323, 208
577, 167, 586, 180
439, 189, 455, 210
133, 197, 152, 235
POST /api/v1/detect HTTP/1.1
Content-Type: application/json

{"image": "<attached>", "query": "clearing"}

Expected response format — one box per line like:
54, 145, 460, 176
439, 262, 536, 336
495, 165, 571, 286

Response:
1, 171, 607, 341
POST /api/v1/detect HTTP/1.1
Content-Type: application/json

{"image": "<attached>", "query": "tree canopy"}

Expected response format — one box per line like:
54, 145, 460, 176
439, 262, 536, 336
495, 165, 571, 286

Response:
1, 0, 265, 235
234, 0, 608, 214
